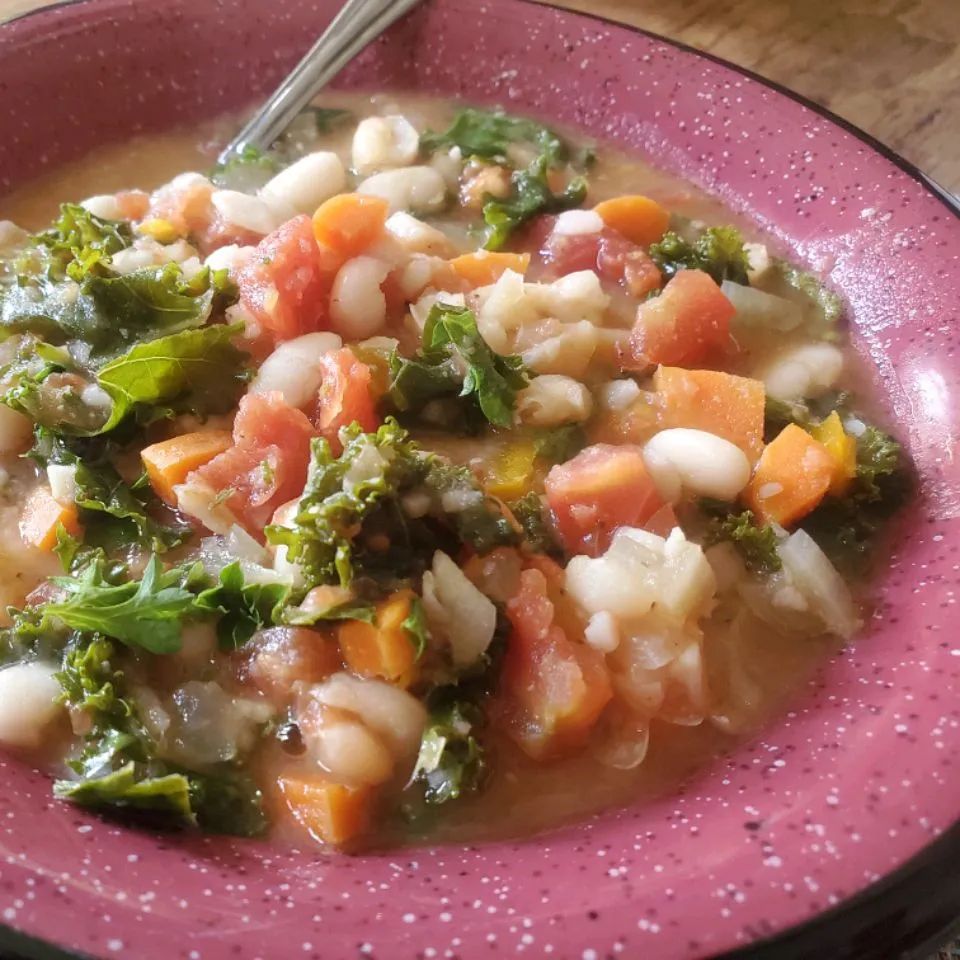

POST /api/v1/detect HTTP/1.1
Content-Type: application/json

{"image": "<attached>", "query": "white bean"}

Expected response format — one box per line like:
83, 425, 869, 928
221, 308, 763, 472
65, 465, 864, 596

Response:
210, 189, 279, 236
259, 151, 346, 217
553, 209, 604, 236
0, 662, 63, 748
384, 211, 452, 256
309, 712, 395, 786
421, 550, 497, 668
0, 404, 32, 454
81, 194, 123, 220
352, 115, 420, 174
204, 243, 255, 276
758, 342, 844, 401
250, 331, 343, 408
329, 256, 390, 339
643, 428, 750, 502
308, 672, 426, 759
516, 374, 593, 427
357, 166, 447, 214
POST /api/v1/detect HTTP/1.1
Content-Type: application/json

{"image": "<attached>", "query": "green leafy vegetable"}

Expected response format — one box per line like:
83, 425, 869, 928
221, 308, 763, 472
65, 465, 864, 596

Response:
421, 107, 569, 166
34, 203, 133, 282
650, 226, 750, 285
507, 491, 557, 553
195, 561, 291, 650
96, 321, 248, 431
54, 763, 194, 818
43, 556, 204, 654
388, 303, 528, 428
531, 424, 586, 464
267, 420, 518, 589
0, 261, 229, 357
410, 698, 486, 804
483, 156, 587, 251
402, 596, 430, 660
701, 502, 782, 574
772, 258, 844, 326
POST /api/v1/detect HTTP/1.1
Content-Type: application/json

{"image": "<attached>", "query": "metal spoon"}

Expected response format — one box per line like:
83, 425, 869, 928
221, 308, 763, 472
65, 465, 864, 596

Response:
218, 0, 425, 165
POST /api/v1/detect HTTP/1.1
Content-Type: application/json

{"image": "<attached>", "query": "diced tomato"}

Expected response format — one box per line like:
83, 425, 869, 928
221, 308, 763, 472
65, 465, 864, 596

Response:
313, 348, 380, 452
147, 175, 214, 237
540, 225, 662, 296
244, 626, 342, 706
544, 444, 665, 557
624, 269, 734, 369
500, 568, 612, 759
198, 214, 263, 255
193, 391, 316, 534
238, 215, 336, 342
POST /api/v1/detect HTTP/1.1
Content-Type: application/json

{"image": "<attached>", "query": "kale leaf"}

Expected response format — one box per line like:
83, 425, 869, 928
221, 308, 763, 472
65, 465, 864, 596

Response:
97, 321, 248, 431
388, 302, 528, 428
402, 595, 430, 661
195, 561, 291, 650
507, 491, 557, 553
410, 697, 487, 805
483, 156, 587, 251
34, 203, 133, 282
701, 501, 782, 574
771, 257, 844, 327
421, 106, 569, 166
43, 556, 206, 654
650, 226, 750, 285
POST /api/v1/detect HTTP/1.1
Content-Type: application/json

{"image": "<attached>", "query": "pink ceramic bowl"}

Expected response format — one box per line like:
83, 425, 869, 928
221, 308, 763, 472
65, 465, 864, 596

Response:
2, 2, 959, 958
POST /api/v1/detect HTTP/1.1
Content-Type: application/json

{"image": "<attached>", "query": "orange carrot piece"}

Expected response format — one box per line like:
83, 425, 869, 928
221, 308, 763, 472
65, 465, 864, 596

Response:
19, 485, 81, 551
448, 251, 530, 287
337, 589, 418, 685
278, 777, 372, 846
653, 366, 766, 462
312, 193, 389, 259
141, 430, 234, 505
743, 424, 834, 526
594, 195, 670, 247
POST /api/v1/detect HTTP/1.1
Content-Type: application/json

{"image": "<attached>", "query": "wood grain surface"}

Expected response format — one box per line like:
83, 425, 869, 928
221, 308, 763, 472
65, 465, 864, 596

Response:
544, 0, 959, 195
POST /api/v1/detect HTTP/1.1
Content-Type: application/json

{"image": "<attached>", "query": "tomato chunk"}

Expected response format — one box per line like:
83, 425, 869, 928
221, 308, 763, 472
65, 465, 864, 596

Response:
193, 392, 316, 534
626, 269, 734, 368
313, 348, 380, 451
238, 215, 334, 342
541, 225, 662, 296
545, 444, 665, 557
500, 568, 612, 759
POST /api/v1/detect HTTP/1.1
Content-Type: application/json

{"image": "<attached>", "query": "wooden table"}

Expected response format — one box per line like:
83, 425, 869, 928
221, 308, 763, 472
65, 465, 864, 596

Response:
546, 0, 959, 196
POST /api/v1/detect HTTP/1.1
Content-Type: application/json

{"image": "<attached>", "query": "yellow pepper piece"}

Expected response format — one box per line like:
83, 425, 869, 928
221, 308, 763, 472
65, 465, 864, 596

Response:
137, 218, 181, 244
485, 442, 538, 500
808, 411, 857, 496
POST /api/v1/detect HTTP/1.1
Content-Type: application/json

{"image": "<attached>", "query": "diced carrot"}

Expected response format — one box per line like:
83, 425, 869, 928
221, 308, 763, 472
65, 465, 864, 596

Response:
141, 430, 234, 505
19, 485, 81, 551
743, 424, 834, 526
448, 251, 530, 288
626, 269, 734, 368
501, 568, 612, 759
278, 776, 372, 846
653, 366, 766, 462
337, 589, 418, 685
545, 444, 665, 556
807, 411, 857, 496
312, 194, 389, 259
594, 195, 670, 247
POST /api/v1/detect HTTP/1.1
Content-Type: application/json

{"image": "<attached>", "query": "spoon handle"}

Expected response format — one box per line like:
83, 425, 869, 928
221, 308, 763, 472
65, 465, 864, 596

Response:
219, 0, 423, 164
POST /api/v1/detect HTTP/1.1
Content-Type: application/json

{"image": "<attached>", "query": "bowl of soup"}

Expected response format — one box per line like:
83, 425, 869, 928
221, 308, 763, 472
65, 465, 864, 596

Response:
0, 1, 958, 958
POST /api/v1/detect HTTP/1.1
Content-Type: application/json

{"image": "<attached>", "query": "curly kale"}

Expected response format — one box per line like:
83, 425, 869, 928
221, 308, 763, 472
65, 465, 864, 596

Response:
650, 226, 750, 285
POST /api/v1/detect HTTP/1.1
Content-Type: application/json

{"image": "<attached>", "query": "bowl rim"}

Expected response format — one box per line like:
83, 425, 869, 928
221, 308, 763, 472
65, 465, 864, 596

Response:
0, 2, 958, 959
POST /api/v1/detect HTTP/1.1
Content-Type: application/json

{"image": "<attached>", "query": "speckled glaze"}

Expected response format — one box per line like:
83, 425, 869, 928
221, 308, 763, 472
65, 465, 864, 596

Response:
1, 1, 959, 958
